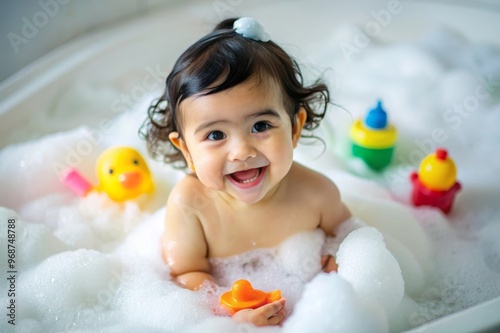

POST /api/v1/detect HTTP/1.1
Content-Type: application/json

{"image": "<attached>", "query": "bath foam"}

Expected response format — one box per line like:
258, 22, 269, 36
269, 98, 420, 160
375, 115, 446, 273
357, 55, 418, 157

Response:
0, 206, 214, 333
115, 269, 213, 332
336, 227, 405, 315
0, 208, 69, 271
402, 209, 500, 327
342, 194, 432, 296
186, 316, 281, 333
284, 273, 388, 333
17, 190, 149, 252
0, 127, 101, 211
315, 165, 431, 297
112, 207, 166, 271
16, 249, 124, 330
277, 229, 326, 282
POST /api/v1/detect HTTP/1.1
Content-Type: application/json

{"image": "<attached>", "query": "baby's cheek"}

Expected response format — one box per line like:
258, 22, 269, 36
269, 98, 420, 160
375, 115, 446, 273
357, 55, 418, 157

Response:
194, 155, 226, 190
269, 141, 294, 174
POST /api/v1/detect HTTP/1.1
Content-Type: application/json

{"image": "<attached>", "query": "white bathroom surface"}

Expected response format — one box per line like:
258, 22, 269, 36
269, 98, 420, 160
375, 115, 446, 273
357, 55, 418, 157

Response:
1, 1, 499, 332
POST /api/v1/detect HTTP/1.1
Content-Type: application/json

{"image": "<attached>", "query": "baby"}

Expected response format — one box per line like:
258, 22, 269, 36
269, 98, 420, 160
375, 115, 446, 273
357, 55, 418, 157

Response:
142, 17, 351, 326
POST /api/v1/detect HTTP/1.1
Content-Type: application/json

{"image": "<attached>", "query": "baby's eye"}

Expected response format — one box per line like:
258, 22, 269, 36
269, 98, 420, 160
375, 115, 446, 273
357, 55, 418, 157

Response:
207, 131, 226, 141
252, 121, 271, 133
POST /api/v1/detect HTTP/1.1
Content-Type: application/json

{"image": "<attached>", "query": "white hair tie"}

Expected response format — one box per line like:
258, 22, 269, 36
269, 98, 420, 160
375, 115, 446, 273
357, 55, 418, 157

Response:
233, 17, 270, 42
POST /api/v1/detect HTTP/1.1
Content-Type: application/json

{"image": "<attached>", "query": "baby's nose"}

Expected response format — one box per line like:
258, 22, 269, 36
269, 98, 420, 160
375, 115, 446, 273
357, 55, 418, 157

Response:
229, 138, 257, 161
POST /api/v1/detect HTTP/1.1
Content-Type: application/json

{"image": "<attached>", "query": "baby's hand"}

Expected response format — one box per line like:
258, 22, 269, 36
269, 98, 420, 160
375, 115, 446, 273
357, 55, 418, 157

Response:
321, 254, 338, 273
231, 298, 286, 326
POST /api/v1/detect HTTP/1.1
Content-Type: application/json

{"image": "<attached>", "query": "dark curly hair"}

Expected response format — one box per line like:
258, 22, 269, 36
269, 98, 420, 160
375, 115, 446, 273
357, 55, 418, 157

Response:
140, 18, 330, 168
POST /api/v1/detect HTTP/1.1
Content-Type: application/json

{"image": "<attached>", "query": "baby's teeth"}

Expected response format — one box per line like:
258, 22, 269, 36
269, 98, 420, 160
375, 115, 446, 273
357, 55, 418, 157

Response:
241, 173, 259, 183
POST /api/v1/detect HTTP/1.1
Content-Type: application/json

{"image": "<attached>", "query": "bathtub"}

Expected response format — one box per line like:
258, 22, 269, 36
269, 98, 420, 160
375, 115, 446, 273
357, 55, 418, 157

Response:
1, 0, 499, 332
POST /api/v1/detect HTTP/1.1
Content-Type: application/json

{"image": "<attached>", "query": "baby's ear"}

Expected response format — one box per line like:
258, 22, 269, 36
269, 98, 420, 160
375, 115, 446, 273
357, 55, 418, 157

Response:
292, 108, 307, 148
169, 132, 192, 167
169, 132, 184, 150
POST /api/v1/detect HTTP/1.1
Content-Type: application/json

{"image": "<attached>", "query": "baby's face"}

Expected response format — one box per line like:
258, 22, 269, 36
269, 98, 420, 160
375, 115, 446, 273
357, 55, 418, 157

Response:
174, 79, 302, 204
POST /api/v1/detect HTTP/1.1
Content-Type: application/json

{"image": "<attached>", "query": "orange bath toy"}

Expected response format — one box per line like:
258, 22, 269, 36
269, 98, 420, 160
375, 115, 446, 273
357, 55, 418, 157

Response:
220, 280, 282, 312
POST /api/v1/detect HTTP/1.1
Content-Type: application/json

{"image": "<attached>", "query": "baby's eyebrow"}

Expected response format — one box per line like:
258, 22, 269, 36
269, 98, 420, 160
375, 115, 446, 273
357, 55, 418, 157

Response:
247, 109, 281, 120
194, 119, 229, 134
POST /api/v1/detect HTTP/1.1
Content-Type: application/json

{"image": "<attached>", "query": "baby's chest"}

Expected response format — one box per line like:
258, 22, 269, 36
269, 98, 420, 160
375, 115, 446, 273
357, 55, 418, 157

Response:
202, 205, 320, 258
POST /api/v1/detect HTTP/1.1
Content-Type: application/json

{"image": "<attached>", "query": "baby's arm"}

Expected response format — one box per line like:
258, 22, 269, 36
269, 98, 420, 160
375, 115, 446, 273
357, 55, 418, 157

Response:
318, 178, 351, 237
317, 177, 351, 272
162, 183, 215, 290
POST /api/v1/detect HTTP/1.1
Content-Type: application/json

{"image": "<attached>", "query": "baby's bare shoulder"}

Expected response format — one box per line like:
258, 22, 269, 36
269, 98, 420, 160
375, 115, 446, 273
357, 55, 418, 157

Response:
290, 163, 350, 232
167, 174, 209, 208
290, 162, 340, 195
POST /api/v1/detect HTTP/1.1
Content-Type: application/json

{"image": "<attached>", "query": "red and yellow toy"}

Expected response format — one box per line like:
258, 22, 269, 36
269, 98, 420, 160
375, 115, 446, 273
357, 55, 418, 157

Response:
61, 146, 154, 202
220, 280, 282, 313
410, 148, 461, 214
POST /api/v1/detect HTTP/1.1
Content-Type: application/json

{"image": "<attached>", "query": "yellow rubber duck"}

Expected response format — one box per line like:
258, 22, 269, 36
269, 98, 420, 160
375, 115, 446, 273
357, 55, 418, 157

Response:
95, 147, 154, 201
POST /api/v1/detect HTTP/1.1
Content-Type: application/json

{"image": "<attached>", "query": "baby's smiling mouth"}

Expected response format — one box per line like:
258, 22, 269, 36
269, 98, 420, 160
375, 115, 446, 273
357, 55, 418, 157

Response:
229, 167, 263, 184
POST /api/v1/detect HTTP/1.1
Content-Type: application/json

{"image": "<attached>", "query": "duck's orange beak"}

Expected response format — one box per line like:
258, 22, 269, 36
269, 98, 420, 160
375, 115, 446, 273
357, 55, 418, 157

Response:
119, 172, 142, 189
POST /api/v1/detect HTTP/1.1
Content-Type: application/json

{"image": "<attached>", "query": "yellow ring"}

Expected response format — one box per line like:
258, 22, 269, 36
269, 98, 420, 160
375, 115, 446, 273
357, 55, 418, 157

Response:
350, 119, 397, 149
